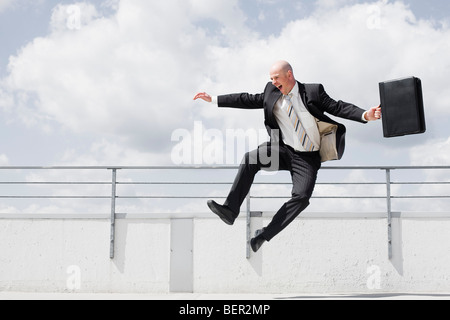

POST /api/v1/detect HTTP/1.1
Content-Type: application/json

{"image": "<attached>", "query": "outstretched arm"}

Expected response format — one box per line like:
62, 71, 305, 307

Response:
194, 91, 264, 109
317, 84, 381, 123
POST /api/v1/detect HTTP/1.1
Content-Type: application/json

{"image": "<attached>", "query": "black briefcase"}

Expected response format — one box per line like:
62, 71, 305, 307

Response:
379, 77, 426, 138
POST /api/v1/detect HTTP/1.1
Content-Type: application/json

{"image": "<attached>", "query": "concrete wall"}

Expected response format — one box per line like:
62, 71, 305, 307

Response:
1, 212, 450, 294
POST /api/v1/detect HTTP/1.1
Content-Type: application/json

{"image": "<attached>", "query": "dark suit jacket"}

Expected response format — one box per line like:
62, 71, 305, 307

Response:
218, 81, 367, 161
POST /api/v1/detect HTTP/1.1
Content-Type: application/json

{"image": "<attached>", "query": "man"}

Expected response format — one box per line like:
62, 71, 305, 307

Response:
194, 60, 381, 253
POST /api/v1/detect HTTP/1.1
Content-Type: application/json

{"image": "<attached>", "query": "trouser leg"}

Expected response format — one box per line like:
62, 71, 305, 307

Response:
262, 150, 321, 241
224, 143, 284, 215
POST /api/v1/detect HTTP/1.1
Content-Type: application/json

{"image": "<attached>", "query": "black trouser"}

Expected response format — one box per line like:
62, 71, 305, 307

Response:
224, 142, 321, 241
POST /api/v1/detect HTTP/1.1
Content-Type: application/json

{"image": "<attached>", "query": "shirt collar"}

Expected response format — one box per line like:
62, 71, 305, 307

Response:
287, 82, 299, 98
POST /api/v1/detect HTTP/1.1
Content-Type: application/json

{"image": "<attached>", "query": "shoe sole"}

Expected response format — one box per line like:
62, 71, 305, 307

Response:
207, 201, 234, 226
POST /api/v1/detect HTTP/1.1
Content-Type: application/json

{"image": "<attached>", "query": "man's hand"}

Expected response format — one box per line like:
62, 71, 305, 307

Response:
365, 105, 382, 121
193, 92, 212, 103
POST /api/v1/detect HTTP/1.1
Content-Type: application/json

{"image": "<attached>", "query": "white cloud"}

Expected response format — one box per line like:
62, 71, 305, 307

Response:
189, 0, 252, 43
58, 139, 170, 166
410, 137, 450, 166
2, 1, 216, 153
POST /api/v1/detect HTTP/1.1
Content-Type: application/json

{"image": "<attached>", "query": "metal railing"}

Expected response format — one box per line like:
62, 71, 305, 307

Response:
1, 165, 449, 260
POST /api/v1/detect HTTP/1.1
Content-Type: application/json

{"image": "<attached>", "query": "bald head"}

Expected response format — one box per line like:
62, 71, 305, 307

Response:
271, 60, 293, 74
270, 60, 296, 95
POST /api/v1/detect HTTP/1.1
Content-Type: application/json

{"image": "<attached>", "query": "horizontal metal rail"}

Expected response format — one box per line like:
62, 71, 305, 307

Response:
0, 196, 110, 199
1, 165, 449, 260
0, 165, 449, 202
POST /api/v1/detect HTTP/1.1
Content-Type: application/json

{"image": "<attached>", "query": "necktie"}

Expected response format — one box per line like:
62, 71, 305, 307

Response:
285, 94, 316, 152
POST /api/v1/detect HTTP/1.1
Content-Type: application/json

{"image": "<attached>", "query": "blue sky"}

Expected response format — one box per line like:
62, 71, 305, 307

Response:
0, 0, 450, 168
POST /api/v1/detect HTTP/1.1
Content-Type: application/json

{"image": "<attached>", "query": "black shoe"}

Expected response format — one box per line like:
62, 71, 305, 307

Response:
207, 200, 237, 225
250, 228, 266, 253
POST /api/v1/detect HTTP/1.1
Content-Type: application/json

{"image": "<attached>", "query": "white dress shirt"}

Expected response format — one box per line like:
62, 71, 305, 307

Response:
272, 82, 321, 152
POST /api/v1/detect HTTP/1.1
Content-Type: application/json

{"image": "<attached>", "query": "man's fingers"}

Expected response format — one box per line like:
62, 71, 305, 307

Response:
193, 92, 208, 100
193, 92, 212, 102
366, 106, 381, 121
375, 106, 382, 119
372, 106, 381, 119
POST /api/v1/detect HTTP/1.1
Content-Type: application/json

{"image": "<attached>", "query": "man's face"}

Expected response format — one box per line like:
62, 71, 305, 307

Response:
270, 68, 294, 95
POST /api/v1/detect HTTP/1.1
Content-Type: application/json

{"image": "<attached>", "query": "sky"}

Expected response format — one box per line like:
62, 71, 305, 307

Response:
0, 0, 449, 213
0, 0, 449, 168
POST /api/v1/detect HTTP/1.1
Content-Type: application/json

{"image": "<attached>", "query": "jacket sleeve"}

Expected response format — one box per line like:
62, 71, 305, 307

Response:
217, 92, 265, 110
317, 84, 367, 123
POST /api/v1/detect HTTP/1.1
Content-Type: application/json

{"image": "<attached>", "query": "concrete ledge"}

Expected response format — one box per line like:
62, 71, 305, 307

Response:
1, 214, 450, 294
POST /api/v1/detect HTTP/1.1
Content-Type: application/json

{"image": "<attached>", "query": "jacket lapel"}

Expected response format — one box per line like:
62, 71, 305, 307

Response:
298, 81, 326, 121
298, 82, 310, 113
266, 85, 282, 123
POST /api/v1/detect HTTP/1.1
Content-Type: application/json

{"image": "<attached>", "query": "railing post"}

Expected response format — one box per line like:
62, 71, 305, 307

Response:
246, 191, 251, 259
385, 168, 393, 260
110, 168, 117, 259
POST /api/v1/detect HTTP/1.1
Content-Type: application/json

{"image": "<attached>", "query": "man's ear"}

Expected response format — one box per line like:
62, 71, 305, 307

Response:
288, 70, 294, 79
